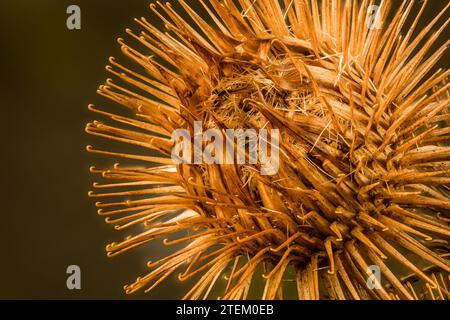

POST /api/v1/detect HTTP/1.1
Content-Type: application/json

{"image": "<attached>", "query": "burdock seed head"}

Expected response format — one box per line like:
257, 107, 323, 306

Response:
86, 0, 450, 300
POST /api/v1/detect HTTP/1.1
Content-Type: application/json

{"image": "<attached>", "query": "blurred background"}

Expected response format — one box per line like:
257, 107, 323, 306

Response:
0, 0, 448, 299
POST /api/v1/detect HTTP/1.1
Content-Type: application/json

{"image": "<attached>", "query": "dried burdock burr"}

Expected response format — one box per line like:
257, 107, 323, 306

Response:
86, 0, 450, 300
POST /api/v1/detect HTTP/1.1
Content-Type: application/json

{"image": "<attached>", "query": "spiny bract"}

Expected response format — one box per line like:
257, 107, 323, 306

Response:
87, 0, 450, 300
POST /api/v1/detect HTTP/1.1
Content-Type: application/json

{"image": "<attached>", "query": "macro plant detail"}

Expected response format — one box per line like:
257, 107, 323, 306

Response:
86, 0, 450, 300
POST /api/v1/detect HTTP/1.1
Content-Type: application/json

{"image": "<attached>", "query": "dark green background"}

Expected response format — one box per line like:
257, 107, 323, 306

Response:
0, 0, 448, 299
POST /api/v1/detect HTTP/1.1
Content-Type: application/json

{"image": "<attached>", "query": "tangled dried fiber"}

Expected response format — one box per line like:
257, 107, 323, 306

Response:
86, 0, 450, 300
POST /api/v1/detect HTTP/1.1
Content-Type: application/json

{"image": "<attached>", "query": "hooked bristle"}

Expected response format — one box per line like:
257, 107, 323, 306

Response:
87, 0, 450, 300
